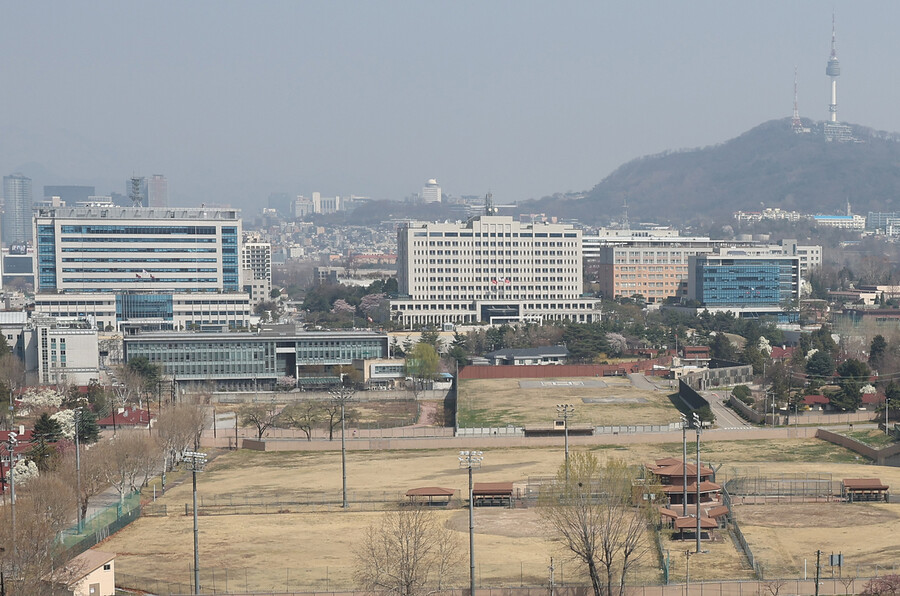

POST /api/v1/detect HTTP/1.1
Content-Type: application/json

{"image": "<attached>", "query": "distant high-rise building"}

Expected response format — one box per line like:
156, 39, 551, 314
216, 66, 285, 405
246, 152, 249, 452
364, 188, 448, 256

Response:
43, 185, 95, 204
148, 175, 168, 208
422, 179, 441, 204
3, 173, 33, 246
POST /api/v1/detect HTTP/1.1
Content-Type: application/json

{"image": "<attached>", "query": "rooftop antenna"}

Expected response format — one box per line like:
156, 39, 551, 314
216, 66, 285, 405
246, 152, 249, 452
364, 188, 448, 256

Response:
484, 191, 496, 216
792, 67, 803, 133
130, 175, 145, 207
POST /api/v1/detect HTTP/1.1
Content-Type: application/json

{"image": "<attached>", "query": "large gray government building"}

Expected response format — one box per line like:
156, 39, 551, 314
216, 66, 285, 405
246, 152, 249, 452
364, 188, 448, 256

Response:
123, 330, 390, 390
391, 215, 601, 326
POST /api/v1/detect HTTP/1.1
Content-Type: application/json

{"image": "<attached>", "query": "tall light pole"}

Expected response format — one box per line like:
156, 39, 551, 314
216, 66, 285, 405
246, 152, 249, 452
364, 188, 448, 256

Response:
692, 412, 701, 554
556, 404, 574, 485
680, 413, 688, 516
4, 433, 17, 557
184, 451, 207, 595
329, 386, 355, 509
74, 408, 83, 532
459, 450, 484, 596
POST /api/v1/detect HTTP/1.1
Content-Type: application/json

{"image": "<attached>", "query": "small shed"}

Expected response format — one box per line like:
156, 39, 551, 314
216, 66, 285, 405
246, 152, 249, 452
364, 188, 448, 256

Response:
472, 482, 514, 507
60, 549, 116, 596
842, 478, 890, 502
405, 487, 456, 507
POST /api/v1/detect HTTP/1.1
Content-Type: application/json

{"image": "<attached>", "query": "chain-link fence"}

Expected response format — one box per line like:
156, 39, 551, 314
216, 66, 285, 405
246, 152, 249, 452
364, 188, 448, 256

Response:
62, 490, 142, 557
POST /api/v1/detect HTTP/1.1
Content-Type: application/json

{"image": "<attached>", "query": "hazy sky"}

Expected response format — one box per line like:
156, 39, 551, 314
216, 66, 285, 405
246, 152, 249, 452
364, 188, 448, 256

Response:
2, 1, 898, 211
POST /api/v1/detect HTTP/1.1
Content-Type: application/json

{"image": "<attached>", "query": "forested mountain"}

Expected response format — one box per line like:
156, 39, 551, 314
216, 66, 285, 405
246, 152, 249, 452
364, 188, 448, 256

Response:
519, 119, 900, 225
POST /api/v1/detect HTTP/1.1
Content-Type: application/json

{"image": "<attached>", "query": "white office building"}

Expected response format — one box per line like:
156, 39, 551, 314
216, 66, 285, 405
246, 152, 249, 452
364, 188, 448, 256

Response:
241, 241, 272, 307
33, 205, 251, 331
391, 215, 601, 327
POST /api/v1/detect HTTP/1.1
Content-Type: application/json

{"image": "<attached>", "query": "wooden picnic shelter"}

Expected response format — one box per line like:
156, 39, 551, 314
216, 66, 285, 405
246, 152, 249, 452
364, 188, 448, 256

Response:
842, 478, 890, 502
405, 487, 456, 506
472, 482, 514, 507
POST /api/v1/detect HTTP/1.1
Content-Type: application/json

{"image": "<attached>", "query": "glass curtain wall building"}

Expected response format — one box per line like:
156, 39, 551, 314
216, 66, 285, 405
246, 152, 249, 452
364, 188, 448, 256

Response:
124, 330, 389, 390
688, 252, 800, 313
33, 206, 249, 331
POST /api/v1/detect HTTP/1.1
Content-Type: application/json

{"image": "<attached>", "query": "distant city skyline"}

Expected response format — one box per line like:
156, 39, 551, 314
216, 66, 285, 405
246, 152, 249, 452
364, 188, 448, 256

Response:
2, 2, 899, 212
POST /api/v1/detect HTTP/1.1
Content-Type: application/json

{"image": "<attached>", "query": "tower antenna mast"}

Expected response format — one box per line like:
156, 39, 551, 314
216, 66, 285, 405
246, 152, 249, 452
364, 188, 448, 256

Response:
791, 67, 803, 133
825, 11, 841, 123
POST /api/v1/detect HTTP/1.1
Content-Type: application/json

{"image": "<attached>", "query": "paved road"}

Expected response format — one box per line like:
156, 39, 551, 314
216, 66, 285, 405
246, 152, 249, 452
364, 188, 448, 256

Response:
704, 390, 752, 429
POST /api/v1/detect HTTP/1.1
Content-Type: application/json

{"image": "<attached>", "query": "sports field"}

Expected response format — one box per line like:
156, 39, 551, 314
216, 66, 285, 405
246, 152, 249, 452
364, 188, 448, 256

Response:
457, 376, 680, 427
101, 438, 900, 592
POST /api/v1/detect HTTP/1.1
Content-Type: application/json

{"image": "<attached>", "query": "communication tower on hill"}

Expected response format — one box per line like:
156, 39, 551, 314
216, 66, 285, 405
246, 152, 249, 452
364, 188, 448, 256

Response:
825, 13, 841, 123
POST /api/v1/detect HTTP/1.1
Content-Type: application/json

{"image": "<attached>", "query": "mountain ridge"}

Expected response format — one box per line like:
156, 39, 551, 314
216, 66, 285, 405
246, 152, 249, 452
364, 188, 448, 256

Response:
519, 119, 900, 225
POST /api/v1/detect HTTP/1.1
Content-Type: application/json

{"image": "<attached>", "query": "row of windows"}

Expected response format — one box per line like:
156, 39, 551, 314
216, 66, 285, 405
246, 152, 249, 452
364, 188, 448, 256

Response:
60, 237, 217, 243
61, 225, 217, 235
62, 258, 218, 263
61, 247, 218, 253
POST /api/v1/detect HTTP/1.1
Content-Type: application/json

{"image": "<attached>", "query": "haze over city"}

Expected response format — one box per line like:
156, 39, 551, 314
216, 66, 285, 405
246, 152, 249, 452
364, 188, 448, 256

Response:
3, 1, 900, 209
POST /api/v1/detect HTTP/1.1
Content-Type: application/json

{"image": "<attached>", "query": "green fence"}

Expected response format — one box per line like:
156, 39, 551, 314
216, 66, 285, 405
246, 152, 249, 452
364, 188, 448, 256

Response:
62, 490, 142, 557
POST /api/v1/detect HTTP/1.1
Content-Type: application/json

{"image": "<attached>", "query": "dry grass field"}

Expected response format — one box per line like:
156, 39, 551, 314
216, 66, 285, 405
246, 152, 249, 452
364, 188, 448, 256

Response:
458, 376, 680, 427
99, 436, 900, 592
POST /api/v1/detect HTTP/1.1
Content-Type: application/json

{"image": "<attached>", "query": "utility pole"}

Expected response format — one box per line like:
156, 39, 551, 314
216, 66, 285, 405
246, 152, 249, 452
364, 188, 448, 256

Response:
815, 549, 822, 596
75, 408, 82, 532
556, 404, 574, 485
459, 450, 484, 596
329, 385, 355, 508
693, 412, 701, 553
184, 451, 207, 595
680, 412, 688, 516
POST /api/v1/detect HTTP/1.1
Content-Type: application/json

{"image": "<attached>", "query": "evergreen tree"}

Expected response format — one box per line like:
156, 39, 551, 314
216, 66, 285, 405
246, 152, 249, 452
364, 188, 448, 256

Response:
869, 335, 888, 372
76, 408, 101, 444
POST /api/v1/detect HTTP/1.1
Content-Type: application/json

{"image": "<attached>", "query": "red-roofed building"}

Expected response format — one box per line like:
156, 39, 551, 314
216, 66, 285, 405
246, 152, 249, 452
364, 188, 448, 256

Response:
97, 407, 152, 430
770, 346, 796, 362
861, 393, 885, 408
802, 394, 830, 411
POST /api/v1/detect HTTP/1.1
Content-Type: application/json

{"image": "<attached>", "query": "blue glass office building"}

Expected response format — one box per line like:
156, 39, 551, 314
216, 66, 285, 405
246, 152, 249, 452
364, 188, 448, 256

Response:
689, 253, 800, 309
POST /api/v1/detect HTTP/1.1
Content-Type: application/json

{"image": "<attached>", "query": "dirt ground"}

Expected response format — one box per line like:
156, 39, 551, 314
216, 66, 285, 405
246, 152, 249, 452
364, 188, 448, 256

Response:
101, 439, 900, 592
736, 502, 900, 579
458, 377, 680, 427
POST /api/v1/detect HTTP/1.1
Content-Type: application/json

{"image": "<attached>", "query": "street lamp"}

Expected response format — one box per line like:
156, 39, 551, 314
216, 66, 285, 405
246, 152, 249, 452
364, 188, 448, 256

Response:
556, 404, 574, 485
459, 450, 484, 596
184, 451, 208, 595
680, 413, 688, 516
692, 412, 701, 554
329, 386, 355, 509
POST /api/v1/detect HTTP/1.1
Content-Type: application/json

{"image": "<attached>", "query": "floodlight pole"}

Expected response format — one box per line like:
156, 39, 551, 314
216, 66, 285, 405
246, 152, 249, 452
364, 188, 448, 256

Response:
75, 408, 82, 532
184, 451, 207, 595
680, 413, 688, 516
4, 433, 17, 558
556, 404, 574, 485
460, 450, 484, 596
693, 413, 701, 554
330, 386, 355, 509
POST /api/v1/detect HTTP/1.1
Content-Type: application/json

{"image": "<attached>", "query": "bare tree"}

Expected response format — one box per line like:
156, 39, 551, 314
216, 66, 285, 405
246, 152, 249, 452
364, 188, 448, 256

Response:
239, 402, 280, 439
157, 402, 208, 470
59, 448, 108, 526
96, 431, 159, 502
539, 453, 656, 596
0, 475, 81, 595
354, 505, 462, 596
279, 400, 323, 440
322, 399, 358, 440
